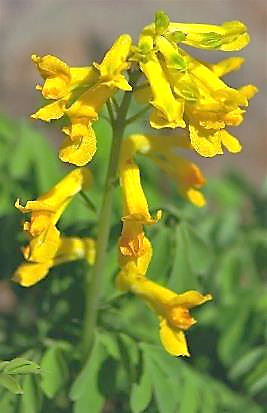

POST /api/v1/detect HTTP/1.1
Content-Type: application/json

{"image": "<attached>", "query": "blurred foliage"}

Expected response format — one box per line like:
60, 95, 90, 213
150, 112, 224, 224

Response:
0, 112, 267, 412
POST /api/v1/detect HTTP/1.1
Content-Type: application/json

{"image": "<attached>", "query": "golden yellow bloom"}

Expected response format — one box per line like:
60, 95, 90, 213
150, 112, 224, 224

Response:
167, 20, 250, 51
32, 54, 98, 100
14, 168, 92, 286
94, 34, 132, 91
32, 35, 132, 166
139, 52, 185, 129
16, 168, 91, 238
116, 269, 212, 356
132, 12, 257, 158
14, 236, 96, 287
118, 235, 153, 276
121, 134, 206, 207
119, 157, 161, 257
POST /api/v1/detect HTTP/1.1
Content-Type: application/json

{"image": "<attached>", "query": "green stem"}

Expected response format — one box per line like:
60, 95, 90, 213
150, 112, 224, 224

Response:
79, 190, 97, 213
81, 74, 138, 359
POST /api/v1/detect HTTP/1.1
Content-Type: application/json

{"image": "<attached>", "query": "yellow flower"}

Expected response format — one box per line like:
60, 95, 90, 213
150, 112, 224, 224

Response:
32, 35, 132, 166
119, 157, 161, 257
118, 235, 153, 277
121, 134, 206, 207
116, 269, 212, 356
139, 52, 185, 129
14, 168, 92, 286
32, 54, 98, 100
16, 168, 91, 238
132, 12, 257, 157
167, 20, 250, 51
13, 236, 96, 287
94, 34, 132, 91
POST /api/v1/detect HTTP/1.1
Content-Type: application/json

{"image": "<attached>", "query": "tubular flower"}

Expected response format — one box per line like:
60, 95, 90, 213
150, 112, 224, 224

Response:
13, 168, 92, 286
119, 156, 161, 257
132, 11, 257, 157
32, 34, 132, 166
13, 236, 96, 287
116, 253, 212, 357
121, 133, 206, 207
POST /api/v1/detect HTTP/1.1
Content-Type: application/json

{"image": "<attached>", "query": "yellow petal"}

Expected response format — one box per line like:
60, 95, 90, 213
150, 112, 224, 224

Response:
155, 35, 187, 72
239, 84, 258, 100
119, 221, 145, 257
16, 168, 92, 232
220, 130, 242, 153
32, 54, 71, 80
66, 83, 114, 123
70, 66, 99, 88
23, 225, 60, 263
186, 188, 206, 207
150, 101, 185, 129
120, 159, 160, 223
54, 237, 96, 265
169, 20, 249, 51
159, 318, 190, 357
31, 100, 66, 122
209, 57, 244, 77
13, 261, 52, 287
32, 54, 71, 99
171, 290, 213, 308
140, 53, 186, 129
118, 235, 153, 276
189, 123, 223, 157
59, 123, 97, 166
95, 34, 132, 90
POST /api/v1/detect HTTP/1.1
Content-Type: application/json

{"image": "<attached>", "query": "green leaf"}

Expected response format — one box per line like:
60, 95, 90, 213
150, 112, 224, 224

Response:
19, 375, 41, 413
218, 303, 251, 364
0, 361, 9, 371
230, 347, 266, 380
70, 336, 106, 413
40, 346, 68, 398
249, 374, 267, 396
168, 222, 212, 291
98, 357, 118, 398
147, 356, 178, 413
4, 358, 40, 375
130, 353, 152, 413
178, 372, 199, 413
0, 373, 23, 394
147, 225, 172, 282
98, 331, 120, 360
0, 389, 17, 413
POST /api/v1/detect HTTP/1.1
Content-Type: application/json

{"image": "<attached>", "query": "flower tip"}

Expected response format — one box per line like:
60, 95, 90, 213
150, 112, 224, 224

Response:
15, 198, 25, 211
205, 293, 213, 302
155, 209, 162, 222
31, 54, 40, 63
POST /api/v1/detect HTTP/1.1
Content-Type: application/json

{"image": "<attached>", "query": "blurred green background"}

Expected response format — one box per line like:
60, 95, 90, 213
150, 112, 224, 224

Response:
0, 1, 266, 412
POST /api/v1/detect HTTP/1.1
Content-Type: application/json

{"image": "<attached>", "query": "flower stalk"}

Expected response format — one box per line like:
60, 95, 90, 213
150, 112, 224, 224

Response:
81, 72, 138, 359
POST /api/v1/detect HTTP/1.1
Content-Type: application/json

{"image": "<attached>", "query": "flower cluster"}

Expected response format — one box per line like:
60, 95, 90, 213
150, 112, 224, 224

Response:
14, 168, 95, 286
14, 11, 256, 356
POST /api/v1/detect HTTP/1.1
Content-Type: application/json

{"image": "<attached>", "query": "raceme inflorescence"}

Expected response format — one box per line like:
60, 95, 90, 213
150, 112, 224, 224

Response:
13, 11, 257, 357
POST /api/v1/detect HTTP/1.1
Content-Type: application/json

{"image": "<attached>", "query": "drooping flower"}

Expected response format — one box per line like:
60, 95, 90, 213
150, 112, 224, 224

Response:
14, 168, 93, 286
119, 155, 161, 258
13, 236, 96, 287
121, 133, 206, 207
32, 35, 132, 166
116, 243, 211, 357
